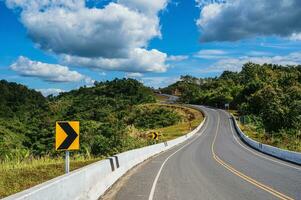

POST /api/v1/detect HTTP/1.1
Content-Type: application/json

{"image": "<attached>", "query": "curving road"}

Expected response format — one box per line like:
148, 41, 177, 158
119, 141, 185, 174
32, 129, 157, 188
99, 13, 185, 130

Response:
101, 106, 301, 200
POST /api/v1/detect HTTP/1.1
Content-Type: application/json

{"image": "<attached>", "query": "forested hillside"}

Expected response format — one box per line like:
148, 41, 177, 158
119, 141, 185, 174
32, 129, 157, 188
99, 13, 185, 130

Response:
161, 63, 301, 150
0, 79, 206, 197
0, 79, 182, 161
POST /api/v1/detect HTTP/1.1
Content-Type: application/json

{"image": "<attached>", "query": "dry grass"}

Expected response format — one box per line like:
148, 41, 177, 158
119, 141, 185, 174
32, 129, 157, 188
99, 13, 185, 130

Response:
140, 104, 204, 141
155, 94, 169, 103
0, 156, 102, 198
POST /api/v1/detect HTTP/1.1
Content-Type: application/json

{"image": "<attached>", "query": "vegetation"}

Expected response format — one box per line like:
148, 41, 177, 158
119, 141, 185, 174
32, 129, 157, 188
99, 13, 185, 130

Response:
0, 79, 203, 198
0, 78, 156, 161
0, 156, 101, 198
128, 105, 182, 129
161, 63, 301, 151
151, 104, 203, 141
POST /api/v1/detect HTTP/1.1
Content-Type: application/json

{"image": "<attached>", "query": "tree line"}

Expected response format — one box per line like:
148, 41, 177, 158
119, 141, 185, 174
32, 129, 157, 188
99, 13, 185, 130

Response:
161, 63, 301, 134
0, 79, 182, 161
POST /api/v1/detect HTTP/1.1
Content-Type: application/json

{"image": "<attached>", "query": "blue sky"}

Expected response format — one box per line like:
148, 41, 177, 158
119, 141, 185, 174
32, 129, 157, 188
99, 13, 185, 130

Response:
1, 0, 301, 95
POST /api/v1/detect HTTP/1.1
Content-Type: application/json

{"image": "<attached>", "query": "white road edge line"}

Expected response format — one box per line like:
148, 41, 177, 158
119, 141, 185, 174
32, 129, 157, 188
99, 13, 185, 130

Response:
221, 110, 301, 171
148, 111, 209, 200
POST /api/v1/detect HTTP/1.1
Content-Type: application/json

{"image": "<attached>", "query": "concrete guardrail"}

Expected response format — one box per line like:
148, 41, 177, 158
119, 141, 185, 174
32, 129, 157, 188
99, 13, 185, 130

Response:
231, 115, 301, 165
3, 106, 206, 200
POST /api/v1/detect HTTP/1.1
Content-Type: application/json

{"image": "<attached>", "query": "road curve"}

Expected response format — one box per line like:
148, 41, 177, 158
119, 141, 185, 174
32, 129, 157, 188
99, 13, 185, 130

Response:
101, 106, 301, 200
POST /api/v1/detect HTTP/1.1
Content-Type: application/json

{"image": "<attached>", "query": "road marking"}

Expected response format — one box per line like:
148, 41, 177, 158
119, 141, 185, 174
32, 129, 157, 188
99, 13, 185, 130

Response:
148, 113, 209, 200
219, 109, 301, 171
212, 112, 294, 200
227, 116, 301, 171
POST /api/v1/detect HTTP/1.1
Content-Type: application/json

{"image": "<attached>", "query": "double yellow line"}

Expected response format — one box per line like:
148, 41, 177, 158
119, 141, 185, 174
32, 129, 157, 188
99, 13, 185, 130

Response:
211, 113, 294, 200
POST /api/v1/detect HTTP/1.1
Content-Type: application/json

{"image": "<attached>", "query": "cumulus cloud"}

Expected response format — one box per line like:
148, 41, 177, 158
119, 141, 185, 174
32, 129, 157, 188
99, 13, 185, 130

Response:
10, 56, 91, 83
36, 88, 65, 97
200, 52, 301, 73
61, 48, 168, 73
6, 0, 166, 58
141, 76, 180, 88
118, 0, 167, 15
195, 0, 225, 8
194, 49, 227, 59
125, 72, 144, 78
289, 33, 301, 41
197, 0, 301, 42
167, 55, 189, 62
246, 51, 272, 56
6, 0, 169, 73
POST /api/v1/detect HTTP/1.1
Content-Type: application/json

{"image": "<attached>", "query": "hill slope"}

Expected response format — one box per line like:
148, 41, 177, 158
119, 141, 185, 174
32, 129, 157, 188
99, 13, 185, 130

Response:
161, 63, 301, 151
0, 78, 181, 160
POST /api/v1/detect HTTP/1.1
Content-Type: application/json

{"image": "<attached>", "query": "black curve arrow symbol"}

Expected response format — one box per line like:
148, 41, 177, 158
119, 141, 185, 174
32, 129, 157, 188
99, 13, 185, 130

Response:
153, 132, 158, 140
58, 122, 78, 150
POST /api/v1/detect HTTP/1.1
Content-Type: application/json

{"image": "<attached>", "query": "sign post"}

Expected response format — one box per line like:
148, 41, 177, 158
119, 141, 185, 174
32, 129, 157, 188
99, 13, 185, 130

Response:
65, 151, 70, 173
56, 121, 79, 174
225, 103, 230, 110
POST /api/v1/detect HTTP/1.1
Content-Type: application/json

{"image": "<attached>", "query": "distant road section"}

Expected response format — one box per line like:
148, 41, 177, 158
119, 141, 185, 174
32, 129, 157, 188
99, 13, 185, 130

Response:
158, 94, 179, 103
102, 106, 301, 200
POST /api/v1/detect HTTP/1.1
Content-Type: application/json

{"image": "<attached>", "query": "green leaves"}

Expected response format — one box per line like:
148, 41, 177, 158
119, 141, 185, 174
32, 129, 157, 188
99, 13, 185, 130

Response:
128, 106, 182, 129
0, 78, 158, 160
161, 63, 301, 136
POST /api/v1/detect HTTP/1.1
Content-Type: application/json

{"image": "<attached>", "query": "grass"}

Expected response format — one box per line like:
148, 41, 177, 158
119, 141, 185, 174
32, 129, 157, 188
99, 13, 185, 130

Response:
239, 123, 301, 152
154, 94, 169, 103
230, 110, 301, 153
0, 156, 102, 198
0, 103, 204, 198
140, 104, 204, 141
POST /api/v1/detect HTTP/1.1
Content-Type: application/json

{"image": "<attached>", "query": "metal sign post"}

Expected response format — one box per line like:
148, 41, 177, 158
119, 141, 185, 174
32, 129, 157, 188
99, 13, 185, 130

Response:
65, 150, 70, 173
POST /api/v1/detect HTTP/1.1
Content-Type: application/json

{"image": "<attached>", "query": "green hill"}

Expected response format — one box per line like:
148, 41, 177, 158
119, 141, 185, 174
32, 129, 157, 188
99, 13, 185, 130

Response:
161, 63, 301, 151
0, 78, 181, 161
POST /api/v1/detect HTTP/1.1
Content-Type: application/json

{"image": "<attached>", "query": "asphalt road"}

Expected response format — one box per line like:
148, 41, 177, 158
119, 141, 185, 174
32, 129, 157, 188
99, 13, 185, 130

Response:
102, 106, 301, 200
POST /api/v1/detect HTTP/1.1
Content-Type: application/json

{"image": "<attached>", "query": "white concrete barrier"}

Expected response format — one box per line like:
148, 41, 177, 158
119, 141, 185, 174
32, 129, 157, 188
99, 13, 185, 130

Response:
3, 107, 206, 200
231, 115, 301, 165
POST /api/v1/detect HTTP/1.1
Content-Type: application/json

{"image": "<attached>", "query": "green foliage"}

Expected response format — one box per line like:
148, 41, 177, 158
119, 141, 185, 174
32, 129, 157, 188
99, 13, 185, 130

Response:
0, 78, 158, 161
127, 106, 182, 129
162, 63, 301, 135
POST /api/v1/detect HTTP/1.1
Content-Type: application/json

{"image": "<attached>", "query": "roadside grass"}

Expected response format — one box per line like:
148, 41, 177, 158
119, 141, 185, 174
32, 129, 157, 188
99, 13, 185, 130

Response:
0, 103, 203, 198
140, 104, 204, 141
230, 110, 301, 153
155, 94, 169, 103
0, 156, 102, 198
239, 123, 301, 152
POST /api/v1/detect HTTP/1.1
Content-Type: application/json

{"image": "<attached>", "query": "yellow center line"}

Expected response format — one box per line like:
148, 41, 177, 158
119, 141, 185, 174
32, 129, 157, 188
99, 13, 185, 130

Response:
211, 112, 294, 200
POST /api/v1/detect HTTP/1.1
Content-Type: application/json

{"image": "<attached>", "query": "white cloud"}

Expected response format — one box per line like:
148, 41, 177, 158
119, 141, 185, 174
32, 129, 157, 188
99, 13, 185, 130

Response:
6, 0, 169, 74
195, 0, 225, 8
36, 88, 65, 97
246, 51, 272, 56
6, 0, 166, 58
289, 33, 301, 41
141, 76, 180, 88
10, 56, 91, 83
125, 72, 144, 78
167, 55, 189, 62
200, 52, 301, 73
197, 0, 301, 42
61, 48, 168, 73
118, 0, 167, 15
194, 49, 227, 59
